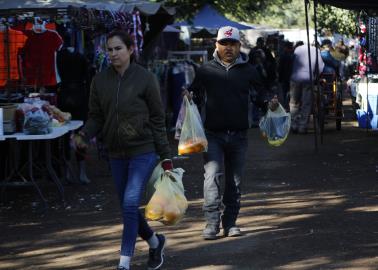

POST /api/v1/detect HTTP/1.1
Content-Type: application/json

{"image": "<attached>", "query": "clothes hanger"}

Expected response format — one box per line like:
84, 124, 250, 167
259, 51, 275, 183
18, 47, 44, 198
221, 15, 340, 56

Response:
0, 18, 7, 32
32, 17, 46, 33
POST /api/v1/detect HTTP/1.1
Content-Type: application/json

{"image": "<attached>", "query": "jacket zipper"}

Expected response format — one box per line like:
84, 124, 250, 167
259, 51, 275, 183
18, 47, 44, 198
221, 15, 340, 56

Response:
115, 76, 123, 156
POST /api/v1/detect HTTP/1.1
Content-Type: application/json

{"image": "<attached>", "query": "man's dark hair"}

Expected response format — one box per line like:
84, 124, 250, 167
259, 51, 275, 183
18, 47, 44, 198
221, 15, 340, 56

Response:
106, 29, 133, 49
321, 39, 332, 48
294, 41, 304, 48
284, 40, 293, 49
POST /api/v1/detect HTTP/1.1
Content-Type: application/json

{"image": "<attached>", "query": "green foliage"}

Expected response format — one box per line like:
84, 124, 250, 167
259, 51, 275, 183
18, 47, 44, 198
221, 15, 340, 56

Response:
235, 0, 306, 28
316, 4, 357, 36
160, 0, 306, 28
160, 0, 293, 23
160, 0, 357, 35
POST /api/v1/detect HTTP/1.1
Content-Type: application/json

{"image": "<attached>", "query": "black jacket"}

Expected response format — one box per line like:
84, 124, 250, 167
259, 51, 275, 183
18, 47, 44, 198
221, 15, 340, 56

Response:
189, 52, 268, 131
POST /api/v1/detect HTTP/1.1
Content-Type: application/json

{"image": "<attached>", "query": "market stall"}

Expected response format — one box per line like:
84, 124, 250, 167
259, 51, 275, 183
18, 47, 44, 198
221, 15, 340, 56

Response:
315, 0, 378, 130
0, 0, 175, 207
303, 0, 378, 150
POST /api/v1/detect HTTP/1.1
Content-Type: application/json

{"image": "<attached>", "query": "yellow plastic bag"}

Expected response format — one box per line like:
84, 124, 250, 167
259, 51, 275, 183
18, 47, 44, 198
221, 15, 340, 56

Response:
177, 96, 208, 155
145, 168, 188, 225
259, 103, 291, 147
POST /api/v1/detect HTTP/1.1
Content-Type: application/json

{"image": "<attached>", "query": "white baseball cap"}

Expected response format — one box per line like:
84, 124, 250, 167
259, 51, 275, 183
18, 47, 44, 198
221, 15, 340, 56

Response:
217, 26, 240, 42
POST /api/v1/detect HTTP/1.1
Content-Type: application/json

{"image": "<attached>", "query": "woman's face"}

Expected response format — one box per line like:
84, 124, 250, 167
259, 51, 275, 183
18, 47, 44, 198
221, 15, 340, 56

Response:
107, 36, 134, 69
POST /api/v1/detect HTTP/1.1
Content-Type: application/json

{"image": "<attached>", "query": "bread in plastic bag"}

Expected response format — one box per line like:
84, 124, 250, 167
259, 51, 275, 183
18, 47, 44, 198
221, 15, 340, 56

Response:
259, 103, 291, 147
145, 168, 188, 225
23, 108, 51, 135
177, 96, 208, 155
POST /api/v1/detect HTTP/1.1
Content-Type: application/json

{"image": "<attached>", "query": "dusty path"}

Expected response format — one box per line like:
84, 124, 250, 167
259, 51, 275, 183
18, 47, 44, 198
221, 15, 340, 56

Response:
1, 104, 378, 270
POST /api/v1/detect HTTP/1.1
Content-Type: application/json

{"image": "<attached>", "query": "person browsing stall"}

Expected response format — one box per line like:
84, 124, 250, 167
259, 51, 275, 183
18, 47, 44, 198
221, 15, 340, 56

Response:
183, 26, 278, 240
73, 30, 172, 270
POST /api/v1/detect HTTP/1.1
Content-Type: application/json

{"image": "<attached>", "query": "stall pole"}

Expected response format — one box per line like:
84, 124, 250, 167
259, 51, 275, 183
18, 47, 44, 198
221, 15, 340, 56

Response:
313, 0, 323, 143
304, 0, 318, 152
364, 18, 368, 132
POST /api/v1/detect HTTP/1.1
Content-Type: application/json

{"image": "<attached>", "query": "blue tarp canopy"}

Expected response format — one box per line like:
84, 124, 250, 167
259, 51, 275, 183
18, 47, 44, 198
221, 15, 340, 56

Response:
174, 4, 252, 31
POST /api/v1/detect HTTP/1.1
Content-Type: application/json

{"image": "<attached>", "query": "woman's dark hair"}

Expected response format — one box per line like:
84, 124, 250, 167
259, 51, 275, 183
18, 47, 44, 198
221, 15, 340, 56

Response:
106, 30, 134, 49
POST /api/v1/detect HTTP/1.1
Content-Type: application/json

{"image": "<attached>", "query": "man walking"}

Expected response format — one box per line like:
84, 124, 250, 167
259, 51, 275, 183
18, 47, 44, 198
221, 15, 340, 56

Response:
184, 26, 278, 240
290, 43, 324, 134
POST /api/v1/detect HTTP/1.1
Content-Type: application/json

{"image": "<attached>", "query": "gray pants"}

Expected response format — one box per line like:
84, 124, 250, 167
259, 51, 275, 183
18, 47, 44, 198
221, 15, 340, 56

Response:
203, 130, 248, 229
289, 81, 313, 130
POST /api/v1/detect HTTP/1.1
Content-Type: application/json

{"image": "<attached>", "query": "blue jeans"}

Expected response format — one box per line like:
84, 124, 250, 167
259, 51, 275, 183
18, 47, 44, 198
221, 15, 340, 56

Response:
203, 130, 248, 229
110, 152, 157, 256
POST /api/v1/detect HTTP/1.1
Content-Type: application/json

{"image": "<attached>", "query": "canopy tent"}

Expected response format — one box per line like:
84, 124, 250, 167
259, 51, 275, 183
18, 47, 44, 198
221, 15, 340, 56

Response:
119, 1, 175, 16
0, 0, 125, 10
163, 25, 181, 33
315, 0, 378, 10
0, 0, 175, 15
174, 4, 252, 31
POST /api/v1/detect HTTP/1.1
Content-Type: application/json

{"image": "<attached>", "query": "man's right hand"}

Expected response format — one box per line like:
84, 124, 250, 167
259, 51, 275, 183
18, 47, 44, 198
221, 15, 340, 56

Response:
182, 87, 193, 101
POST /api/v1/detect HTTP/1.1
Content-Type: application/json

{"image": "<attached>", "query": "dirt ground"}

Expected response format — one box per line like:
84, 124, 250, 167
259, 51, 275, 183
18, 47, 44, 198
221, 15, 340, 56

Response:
1, 100, 378, 270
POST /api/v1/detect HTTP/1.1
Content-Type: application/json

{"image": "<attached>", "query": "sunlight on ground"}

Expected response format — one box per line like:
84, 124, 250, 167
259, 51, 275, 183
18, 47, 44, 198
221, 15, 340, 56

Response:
1, 188, 376, 270
276, 256, 331, 270
0, 223, 122, 269
346, 205, 378, 212
342, 121, 359, 127
335, 257, 378, 270
184, 266, 234, 270
243, 191, 347, 210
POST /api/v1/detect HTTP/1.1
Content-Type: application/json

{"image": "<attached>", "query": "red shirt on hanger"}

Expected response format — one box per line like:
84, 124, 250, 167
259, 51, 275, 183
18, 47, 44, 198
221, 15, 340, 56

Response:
23, 29, 63, 87
0, 28, 27, 87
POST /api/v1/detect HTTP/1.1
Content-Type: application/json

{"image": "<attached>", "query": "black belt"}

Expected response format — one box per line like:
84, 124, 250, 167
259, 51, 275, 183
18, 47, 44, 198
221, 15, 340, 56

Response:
207, 129, 246, 135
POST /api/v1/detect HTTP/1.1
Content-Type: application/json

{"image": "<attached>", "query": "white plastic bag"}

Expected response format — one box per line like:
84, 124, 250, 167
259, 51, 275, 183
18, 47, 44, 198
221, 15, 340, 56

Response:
175, 99, 186, 140
177, 96, 208, 155
145, 168, 188, 225
145, 161, 164, 202
259, 104, 291, 147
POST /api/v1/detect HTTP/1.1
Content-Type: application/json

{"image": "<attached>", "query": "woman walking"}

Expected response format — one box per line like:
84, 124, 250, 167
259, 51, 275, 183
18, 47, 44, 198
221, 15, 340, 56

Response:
74, 30, 172, 270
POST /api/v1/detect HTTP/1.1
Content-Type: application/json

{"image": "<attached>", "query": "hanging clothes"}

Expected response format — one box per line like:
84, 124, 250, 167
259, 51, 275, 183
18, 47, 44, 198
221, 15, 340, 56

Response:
148, 61, 170, 110
149, 59, 197, 128
57, 47, 89, 121
22, 29, 63, 87
168, 61, 197, 127
0, 28, 27, 87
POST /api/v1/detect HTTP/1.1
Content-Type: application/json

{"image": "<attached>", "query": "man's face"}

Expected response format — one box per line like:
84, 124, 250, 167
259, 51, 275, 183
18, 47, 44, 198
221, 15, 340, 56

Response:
216, 39, 241, 64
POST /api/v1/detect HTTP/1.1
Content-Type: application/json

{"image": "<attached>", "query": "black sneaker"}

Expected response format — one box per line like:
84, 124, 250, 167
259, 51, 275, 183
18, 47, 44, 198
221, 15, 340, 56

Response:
147, 234, 166, 270
116, 266, 129, 270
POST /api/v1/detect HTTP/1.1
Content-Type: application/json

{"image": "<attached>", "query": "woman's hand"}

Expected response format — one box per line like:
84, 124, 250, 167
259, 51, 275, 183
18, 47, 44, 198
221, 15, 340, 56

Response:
72, 131, 89, 150
161, 159, 174, 171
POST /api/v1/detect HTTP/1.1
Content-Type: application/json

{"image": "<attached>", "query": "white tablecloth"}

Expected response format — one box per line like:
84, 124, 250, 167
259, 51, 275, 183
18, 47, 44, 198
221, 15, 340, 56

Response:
0, 120, 83, 141
356, 83, 378, 113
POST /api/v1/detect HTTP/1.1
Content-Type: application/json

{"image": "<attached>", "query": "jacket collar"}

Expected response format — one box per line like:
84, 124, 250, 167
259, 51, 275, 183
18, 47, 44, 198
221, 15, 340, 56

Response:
109, 62, 136, 79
